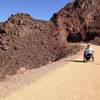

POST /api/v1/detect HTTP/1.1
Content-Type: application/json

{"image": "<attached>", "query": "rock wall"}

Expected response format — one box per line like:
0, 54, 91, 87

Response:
51, 0, 100, 42
0, 13, 64, 76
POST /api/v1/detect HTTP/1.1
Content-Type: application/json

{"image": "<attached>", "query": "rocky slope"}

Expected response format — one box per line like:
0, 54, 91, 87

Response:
51, 0, 100, 43
0, 0, 100, 78
0, 13, 62, 77
0, 13, 80, 78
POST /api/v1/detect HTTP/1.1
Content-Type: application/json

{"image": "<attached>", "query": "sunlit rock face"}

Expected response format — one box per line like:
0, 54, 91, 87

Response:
51, 0, 100, 42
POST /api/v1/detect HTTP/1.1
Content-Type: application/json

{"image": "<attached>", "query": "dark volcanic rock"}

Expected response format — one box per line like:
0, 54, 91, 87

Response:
0, 13, 65, 77
51, 0, 100, 43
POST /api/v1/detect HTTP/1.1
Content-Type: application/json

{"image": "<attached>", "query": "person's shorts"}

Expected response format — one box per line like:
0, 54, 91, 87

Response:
84, 53, 93, 58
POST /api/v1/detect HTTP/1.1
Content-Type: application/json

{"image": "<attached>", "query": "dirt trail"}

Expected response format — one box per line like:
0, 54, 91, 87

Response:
1, 44, 100, 100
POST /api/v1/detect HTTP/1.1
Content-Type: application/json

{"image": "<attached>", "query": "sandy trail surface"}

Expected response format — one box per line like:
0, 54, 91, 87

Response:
1, 44, 100, 100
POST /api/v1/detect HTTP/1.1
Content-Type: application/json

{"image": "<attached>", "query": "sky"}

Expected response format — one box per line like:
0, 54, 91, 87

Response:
0, 0, 71, 21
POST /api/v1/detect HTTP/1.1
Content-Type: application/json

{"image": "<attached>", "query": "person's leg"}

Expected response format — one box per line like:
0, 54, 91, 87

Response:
91, 54, 94, 62
83, 53, 86, 62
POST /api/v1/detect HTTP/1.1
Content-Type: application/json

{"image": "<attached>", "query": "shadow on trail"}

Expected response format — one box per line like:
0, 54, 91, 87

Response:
65, 60, 100, 65
64, 60, 85, 63
93, 63, 100, 66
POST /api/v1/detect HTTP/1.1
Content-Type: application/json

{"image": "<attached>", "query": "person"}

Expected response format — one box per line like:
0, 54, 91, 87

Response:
83, 44, 94, 62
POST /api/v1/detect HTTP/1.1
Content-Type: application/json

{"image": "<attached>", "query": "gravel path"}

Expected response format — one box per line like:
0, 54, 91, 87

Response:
1, 44, 100, 100
0, 44, 84, 98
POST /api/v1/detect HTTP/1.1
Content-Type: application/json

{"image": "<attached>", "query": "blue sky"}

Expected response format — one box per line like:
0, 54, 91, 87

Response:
0, 0, 70, 21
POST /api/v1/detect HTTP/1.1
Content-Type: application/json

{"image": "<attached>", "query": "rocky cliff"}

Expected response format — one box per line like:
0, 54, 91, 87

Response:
51, 0, 100, 43
0, 13, 63, 77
